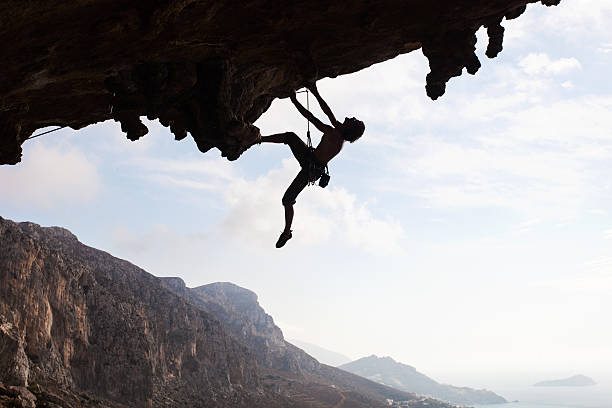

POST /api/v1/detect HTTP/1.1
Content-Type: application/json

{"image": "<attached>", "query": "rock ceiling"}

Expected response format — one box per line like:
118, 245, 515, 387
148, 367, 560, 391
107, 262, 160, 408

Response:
0, 0, 560, 165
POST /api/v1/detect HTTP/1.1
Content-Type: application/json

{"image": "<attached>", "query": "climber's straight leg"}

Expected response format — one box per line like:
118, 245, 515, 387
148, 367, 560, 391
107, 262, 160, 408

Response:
261, 132, 310, 167
276, 204, 295, 249
260, 133, 286, 144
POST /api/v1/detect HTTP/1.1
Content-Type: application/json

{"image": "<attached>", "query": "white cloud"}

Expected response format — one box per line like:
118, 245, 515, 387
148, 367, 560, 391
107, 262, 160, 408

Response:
112, 224, 172, 254
218, 159, 404, 255
518, 53, 581, 76
584, 256, 612, 271
133, 156, 236, 180
531, 265, 612, 294
376, 92, 612, 220
597, 43, 612, 54
0, 143, 100, 208
517, 218, 541, 229
129, 156, 238, 192
119, 155, 404, 255
392, 140, 581, 213
539, 0, 612, 37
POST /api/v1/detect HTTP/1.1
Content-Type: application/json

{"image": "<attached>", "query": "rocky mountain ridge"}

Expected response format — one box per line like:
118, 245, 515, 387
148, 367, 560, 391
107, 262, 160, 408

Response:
159, 278, 457, 407
340, 355, 506, 405
0, 216, 457, 408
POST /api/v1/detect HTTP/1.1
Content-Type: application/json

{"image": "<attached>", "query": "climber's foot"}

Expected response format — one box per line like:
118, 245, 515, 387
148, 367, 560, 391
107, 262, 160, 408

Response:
275, 230, 292, 248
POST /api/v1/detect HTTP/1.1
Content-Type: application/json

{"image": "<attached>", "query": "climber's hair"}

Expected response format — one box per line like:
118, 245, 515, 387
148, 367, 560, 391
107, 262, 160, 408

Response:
342, 117, 365, 143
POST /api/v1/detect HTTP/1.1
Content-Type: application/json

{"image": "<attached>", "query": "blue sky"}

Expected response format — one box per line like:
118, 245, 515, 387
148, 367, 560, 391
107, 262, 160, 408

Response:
2, 0, 612, 389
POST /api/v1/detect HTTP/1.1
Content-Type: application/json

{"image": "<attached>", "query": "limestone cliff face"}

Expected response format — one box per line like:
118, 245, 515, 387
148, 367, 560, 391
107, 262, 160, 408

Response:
0, 0, 560, 164
0, 217, 285, 408
161, 279, 320, 375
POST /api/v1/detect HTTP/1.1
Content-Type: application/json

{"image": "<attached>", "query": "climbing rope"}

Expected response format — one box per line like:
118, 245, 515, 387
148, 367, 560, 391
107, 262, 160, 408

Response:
296, 89, 312, 147
296, 88, 329, 187
296, 89, 316, 185
25, 125, 69, 141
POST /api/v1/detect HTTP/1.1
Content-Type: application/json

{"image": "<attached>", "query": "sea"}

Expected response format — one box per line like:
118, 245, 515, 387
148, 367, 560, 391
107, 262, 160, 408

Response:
472, 383, 612, 408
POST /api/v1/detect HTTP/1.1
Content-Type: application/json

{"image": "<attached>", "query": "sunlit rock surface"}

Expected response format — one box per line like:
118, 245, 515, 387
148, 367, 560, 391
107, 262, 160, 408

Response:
0, 0, 561, 165
0, 217, 268, 408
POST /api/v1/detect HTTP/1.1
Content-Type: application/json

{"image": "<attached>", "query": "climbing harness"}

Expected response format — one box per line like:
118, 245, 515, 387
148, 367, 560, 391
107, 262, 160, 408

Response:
296, 89, 330, 188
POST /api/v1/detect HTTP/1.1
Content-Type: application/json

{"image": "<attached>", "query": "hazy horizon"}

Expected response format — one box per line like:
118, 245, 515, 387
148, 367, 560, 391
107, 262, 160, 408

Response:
2, 0, 612, 399
287, 337, 612, 391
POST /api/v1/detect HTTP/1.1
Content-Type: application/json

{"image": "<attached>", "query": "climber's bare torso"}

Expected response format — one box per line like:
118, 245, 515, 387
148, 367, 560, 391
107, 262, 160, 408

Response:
289, 85, 348, 165
313, 127, 345, 164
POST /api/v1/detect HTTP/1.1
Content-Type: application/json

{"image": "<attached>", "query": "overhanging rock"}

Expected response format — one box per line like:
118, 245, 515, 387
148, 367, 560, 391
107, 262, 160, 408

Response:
0, 0, 560, 165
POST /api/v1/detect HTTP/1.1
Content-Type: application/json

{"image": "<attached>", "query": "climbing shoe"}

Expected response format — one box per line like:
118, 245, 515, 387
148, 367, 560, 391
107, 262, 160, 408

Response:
275, 230, 292, 248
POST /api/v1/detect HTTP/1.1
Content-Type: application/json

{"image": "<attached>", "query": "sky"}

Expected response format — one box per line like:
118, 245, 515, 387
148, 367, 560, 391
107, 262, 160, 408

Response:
2, 0, 612, 390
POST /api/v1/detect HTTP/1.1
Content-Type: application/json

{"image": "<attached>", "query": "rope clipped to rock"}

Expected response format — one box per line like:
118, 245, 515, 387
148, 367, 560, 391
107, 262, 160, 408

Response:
296, 89, 312, 148
25, 125, 69, 141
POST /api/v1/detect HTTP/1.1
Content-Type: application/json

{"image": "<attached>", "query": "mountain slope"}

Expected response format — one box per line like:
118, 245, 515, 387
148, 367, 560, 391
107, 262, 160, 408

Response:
161, 278, 458, 407
340, 355, 506, 405
0, 216, 457, 408
288, 339, 352, 367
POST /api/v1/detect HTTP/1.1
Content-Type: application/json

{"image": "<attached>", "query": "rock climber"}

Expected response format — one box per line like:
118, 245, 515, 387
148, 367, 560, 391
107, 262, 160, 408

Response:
252, 82, 365, 248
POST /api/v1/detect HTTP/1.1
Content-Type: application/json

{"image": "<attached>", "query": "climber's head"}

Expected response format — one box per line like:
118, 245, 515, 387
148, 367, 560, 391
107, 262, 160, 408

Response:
341, 117, 365, 143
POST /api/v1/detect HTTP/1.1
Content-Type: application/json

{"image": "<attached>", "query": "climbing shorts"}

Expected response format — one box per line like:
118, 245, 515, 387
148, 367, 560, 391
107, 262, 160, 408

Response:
281, 132, 324, 206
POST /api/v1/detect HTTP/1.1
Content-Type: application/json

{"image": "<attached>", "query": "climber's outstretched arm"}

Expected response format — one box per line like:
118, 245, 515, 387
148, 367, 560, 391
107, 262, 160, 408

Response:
308, 83, 340, 128
290, 93, 331, 134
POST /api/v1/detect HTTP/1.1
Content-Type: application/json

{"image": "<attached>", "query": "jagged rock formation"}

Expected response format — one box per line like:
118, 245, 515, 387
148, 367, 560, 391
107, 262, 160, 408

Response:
0, 0, 560, 165
0, 216, 458, 408
340, 355, 507, 405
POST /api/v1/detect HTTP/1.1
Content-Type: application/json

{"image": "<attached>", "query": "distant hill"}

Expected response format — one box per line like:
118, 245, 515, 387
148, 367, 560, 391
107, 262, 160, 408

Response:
340, 355, 506, 405
289, 339, 352, 367
161, 278, 458, 408
534, 375, 596, 387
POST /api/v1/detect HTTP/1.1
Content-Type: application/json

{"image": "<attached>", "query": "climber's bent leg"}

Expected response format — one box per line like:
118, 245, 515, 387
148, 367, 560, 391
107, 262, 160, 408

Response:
260, 133, 288, 144
262, 132, 310, 167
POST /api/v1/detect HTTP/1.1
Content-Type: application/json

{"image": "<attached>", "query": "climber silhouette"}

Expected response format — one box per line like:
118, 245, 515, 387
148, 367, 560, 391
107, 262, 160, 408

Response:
252, 82, 365, 248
